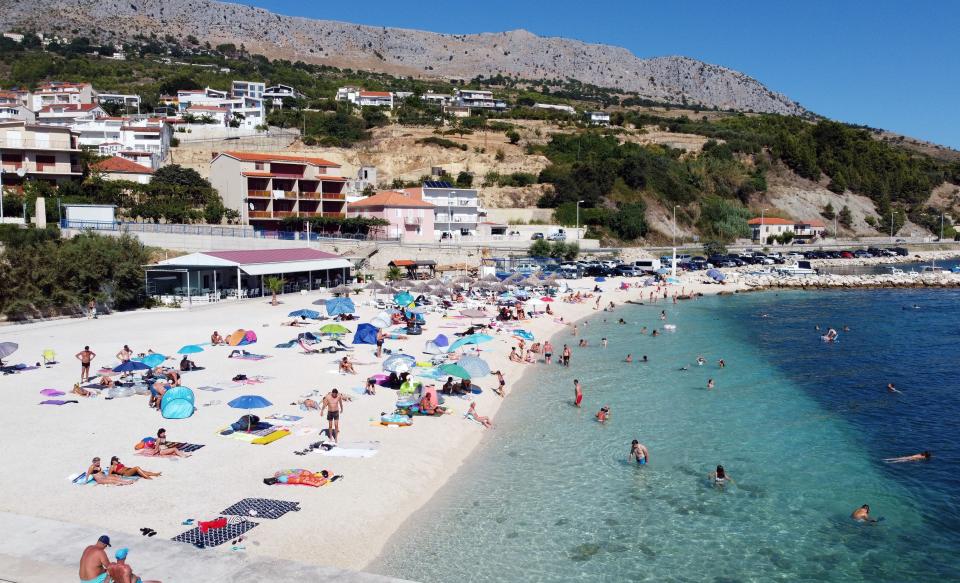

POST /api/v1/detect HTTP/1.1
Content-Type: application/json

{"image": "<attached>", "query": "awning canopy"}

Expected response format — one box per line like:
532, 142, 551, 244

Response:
148, 247, 351, 276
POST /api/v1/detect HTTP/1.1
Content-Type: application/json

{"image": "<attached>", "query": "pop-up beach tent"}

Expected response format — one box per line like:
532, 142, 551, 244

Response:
227, 329, 257, 346
353, 323, 379, 345
161, 386, 195, 419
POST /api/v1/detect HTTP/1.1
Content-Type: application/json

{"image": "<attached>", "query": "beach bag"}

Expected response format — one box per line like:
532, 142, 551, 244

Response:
231, 414, 260, 432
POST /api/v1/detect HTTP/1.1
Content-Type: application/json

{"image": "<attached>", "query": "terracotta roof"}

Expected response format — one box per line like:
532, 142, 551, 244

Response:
203, 248, 341, 264
805, 220, 826, 228
403, 187, 423, 199
348, 190, 435, 209
360, 91, 392, 98
219, 151, 341, 168
92, 156, 154, 174
39, 103, 101, 113
241, 171, 275, 178
748, 217, 794, 226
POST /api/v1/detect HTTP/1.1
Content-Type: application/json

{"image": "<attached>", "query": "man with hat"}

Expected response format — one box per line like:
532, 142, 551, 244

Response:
78, 535, 111, 583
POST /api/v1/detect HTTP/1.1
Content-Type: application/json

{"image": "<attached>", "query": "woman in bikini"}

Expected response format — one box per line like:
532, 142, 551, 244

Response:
108, 456, 161, 479
146, 428, 191, 458
86, 457, 133, 486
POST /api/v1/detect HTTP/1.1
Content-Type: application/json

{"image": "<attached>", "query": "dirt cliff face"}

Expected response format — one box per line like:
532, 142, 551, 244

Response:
2, 0, 804, 115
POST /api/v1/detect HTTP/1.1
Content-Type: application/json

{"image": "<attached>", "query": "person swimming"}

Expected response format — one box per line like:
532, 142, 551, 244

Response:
596, 406, 610, 423
884, 451, 931, 463
625, 354, 633, 363
887, 383, 902, 394
708, 465, 733, 487
696, 356, 705, 366
851, 504, 879, 523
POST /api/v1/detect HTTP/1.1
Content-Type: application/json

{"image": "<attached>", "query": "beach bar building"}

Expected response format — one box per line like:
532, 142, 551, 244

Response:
145, 248, 352, 305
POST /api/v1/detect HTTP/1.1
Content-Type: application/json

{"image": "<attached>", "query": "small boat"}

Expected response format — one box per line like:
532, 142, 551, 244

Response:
887, 267, 905, 275
951, 265, 960, 274
919, 266, 946, 273
775, 261, 816, 276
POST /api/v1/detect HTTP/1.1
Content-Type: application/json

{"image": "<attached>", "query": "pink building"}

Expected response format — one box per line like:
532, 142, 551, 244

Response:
347, 190, 435, 243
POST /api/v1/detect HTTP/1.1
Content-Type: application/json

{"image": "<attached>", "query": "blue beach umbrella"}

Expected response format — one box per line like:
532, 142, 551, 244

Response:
325, 297, 356, 316
594, 276, 606, 282
394, 291, 414, 307
513, 330, 535, 341
139, 353, 167, 368
113, 360, 150, 373
457, 355, 490, 378
227, 395, 272, 409
448, 334, 494, 352
383, 353, 416, 373
177, 345, 204, 355
288, 308, 320, 319
432, 334, 449, 347
706, 269, 725, 282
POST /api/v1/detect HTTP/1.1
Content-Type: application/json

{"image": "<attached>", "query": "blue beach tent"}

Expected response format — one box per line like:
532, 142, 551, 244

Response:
160, 386, 195, 419
353, 323, 379, 345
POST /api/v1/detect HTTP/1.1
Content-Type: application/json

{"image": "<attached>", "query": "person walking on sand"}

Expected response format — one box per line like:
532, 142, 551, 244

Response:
574, 379, 583, 407
629, 440, 649, 466
79, 535, 111, 583
376, 328, 386, 358
493, 370, 506, 397
76, 346, 96, 383
320, 388, 344, 442
543, 340, 553, 364
87, 299, 97, 320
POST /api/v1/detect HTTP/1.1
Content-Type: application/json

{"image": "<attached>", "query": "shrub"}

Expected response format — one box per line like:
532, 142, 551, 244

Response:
417, 136, 467, 151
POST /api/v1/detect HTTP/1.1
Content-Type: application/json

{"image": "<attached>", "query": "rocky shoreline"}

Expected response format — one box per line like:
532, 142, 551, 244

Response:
738, 272, 960, 291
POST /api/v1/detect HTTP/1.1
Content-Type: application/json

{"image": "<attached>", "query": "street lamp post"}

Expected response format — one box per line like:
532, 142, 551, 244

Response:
672, 205, 679, 278
575, 200, 581, 242
760, 207, 767, 244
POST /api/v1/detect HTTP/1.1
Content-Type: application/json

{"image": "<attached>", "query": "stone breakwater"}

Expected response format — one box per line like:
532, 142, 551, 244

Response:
739, 272, 960, 291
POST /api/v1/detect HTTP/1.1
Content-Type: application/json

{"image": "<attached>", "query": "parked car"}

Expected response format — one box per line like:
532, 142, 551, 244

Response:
688, 258, 708, 270
547, 229, 567, 241
613, 264, 642, 276
889, 247, 909, 256
531, 232, 545, 240
853, 250, 873, 258
633, 259, 662, 273
584, 265, 614, 277
840, 250, 854, 258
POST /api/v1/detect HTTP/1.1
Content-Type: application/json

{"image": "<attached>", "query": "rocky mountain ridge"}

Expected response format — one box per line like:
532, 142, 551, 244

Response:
0, 0, 805, 115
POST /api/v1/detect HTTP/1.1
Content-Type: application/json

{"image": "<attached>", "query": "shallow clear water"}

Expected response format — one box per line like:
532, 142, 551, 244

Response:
818, 257, 960, 275
373, 290, 960, 582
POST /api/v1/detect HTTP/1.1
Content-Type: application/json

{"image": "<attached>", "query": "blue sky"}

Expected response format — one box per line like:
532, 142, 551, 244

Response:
247, 0, 959, 149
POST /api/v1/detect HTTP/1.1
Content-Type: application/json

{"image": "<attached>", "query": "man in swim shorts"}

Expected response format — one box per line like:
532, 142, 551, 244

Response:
75, 346, 96, 384
574, 379, 583, 407
320, 389, 344, 442
851, 504, 878, 523
543, 341, 553, 364
630, 440, 649, 465
78, 535, 111, 583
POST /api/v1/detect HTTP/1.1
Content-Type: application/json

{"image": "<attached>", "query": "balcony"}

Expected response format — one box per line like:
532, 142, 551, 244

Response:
321, 192, 346, 201
247, 190, 271, 198
282, 191, 299, 199
248, 210, 273, 219
299, 192, 321, 199
324, 212, 346, 219
274, 211, 297, 218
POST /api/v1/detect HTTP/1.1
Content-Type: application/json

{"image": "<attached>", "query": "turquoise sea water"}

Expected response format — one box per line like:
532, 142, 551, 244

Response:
373, 290, 960, 582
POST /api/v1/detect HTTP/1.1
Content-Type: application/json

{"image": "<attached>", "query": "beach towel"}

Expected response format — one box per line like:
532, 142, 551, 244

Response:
68, 471, 138, 485
230, 354, 269, 361
40, 389, 65, 396
40, 399, 78, 406
136, 441, 205, 456
263, 414, 303, 425
251, 429, 290, 445
172, 519, 257, 548
221, 498, 300, 520
196, 385, 225, 392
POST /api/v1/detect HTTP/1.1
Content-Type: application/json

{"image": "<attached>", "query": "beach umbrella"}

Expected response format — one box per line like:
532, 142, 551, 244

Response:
454, 275, 474, 285
480, 274, 500, 283
706, 268, 725, 282
0, 342, 18, 359
113, 360, 150, 373
460, 308, 487, 319
394, 291, 414, 307
521, 276, 542, 287
594, 276, 606, 282
325, 297, 356, 316
426, 278, 443, 287
288, 308, 320, 319
457, 355, 490, 378
540, 296, 555, 302
364, 281, 387, 291
643, 277, 656, 287
383, 353, 416, 373
448, 334, 494, 352
437, 363, 471, 380
432, 334, 450, 347
328, 284, 354, 295
140, 353, 167, 368
411, 283, 433, 294
320, 323, 351, 335
177, 345, 204, 355
311, 298, 328, 306
227, 395, 272, 409
504, 272, 524, 284
369, 313, 393, 329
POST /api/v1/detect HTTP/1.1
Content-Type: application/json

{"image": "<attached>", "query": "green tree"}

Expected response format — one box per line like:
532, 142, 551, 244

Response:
529, 238, 551, 257
610, 202, 648, 240
264, 276, 285, 306
455, 171, 474, 188
703, 240, 727, 256
838, 205, 853, 229
385, 266, 403, 281
506, 130, 521, 145
822, 202, 836, 220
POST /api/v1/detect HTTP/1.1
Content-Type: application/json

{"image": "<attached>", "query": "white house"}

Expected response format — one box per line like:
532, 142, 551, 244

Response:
29, 81, 96, 111
415, 180, 484, 239
75, 117, 172, 168
263, 84, 302, 106
335, 87, 394, 109
454, 89, 507, 110
748, 217, 826, 242
97, 93, 141, 112
91, 156, 154, 184
232, 80, 265, 100
0, 90, 34, 123
586, 111, 611, 125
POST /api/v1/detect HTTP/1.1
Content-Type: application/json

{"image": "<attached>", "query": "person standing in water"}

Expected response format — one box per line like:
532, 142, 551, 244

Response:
629, 440, 649, 465
709, 465, 733, 487
543, 340, 553, 364
562, 344, 572, 367
574, 379, 583, 407
707, 379, 715, 390
851, 504, 879, 523
596, 406, 610, 423
625, 354, 633, 363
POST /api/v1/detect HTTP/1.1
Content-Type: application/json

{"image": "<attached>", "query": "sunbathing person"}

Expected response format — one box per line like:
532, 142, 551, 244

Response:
86, 457, 133, 486
98, 376, 115, 388
339, 357, 357, 374
211, 331, 225, 345
228, 349, 252, 358
441, 377, 456, 395
108, 456, 161, 479
299, 398, 321, 410
284, 317, 309, 327
145, 428, 191, 458
420, 390, 441, 415
179, 355, 198, 371
72, 383, 94, 397
299, 338, 320, 354
467, 402, 493, 428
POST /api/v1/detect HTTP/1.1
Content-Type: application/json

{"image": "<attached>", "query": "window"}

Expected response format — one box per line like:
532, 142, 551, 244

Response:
254, 162, 264, 171
36, 154, 56, 171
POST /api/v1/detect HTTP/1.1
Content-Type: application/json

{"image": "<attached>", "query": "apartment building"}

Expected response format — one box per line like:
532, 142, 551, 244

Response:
178, 87, 265, 129
454, 89, 507, 110
0, 121, 82, 188
29, 82, 96, 111
231, 80, 265, 100
263, 84, 302, 107
347, 189, 435, 243
209, 151, 348, 229
74, 117, 172, 169
36, 103, 106, 126
0, 91, 34, 123
586, 111, 611, 125
97, 93, 141, 112
415, 181, 483, 238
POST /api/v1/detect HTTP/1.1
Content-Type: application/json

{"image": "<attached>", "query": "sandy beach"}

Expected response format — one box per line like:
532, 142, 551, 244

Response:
0, 271, 746, 575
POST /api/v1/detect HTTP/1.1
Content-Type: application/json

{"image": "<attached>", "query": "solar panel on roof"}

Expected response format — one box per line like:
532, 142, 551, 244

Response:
424, 181, 453, 189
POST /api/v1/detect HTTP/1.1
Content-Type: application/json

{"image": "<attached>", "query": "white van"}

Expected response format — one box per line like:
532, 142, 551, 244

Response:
633, 259, 662, 273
